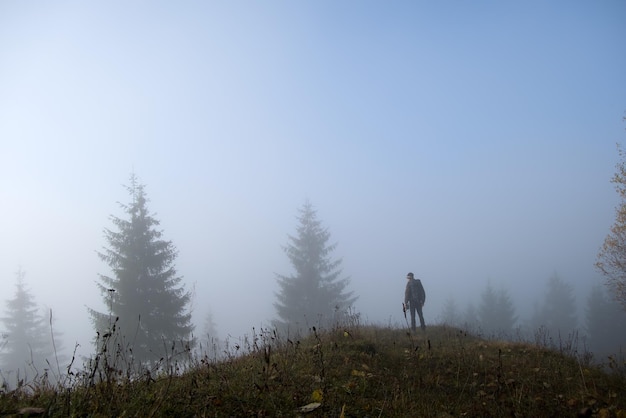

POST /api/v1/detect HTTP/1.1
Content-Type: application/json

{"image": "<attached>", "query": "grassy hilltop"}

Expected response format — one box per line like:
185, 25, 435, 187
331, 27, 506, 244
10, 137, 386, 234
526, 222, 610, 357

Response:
1, 324, 625, 417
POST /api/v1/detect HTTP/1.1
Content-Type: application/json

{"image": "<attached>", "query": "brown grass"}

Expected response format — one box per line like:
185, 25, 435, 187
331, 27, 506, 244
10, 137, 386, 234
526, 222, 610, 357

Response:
1, 324, 625, 417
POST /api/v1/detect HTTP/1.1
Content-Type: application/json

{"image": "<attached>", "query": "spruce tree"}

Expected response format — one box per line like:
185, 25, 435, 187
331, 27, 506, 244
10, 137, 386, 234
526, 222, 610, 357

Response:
441, 297, 462, 327
538, 274, 578, 338
478, 281, 516, 336
273, 201, 357, 334
463, 303, 479, 333
495, 288, 517, 334
478, 281, 499, 334
198, 310, 221, 361
0, 268, 53, 382
585, 285, 626, 359
88, 174, 193, 366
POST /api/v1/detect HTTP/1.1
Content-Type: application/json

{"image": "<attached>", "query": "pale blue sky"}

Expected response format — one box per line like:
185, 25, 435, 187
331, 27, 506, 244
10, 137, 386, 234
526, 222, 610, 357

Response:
1, 1, 625, 353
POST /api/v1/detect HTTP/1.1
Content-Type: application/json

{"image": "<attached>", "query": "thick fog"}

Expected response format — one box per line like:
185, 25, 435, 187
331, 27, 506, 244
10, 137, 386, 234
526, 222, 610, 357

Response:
1, 2, 625, 363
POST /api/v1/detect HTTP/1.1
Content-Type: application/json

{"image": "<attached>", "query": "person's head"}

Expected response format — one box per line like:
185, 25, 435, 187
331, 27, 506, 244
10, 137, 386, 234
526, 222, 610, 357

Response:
407, 272, 414, 280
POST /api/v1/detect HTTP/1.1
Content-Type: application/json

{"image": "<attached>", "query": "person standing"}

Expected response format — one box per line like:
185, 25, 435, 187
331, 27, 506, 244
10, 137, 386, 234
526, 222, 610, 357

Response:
404, 272, 426, 331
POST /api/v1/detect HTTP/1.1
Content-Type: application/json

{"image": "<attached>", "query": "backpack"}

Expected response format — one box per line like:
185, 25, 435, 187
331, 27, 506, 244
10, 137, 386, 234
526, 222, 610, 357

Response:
411, 279, 425, 303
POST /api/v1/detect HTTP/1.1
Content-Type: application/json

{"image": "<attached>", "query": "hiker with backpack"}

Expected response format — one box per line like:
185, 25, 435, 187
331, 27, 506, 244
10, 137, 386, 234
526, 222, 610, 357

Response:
404, 272, 426, 332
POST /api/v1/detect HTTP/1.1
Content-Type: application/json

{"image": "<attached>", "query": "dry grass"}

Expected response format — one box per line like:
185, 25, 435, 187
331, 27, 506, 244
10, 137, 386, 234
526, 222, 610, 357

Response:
1, 323, 625, 417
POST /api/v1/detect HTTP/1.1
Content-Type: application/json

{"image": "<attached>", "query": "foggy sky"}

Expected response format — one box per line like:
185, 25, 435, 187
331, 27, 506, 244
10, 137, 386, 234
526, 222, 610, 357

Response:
1, 1, 625, 359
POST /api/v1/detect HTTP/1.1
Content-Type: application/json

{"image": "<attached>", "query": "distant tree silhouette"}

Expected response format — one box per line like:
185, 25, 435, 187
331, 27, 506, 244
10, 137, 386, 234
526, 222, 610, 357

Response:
198, 310, 221, 361
478, 281, 516, 336
88, 174, 194, 366
597, 138, 626, 309
478, 281, 498, 334
535, 274, 578, 339
527, 301, 544, 337
496, 287, 517, 334
202, 310, 218, 342
273, 201, 357, 335
440, 296, 462, 327
462, 302, 479, 333
585, 285, 626, 359
0, 268, 54, 383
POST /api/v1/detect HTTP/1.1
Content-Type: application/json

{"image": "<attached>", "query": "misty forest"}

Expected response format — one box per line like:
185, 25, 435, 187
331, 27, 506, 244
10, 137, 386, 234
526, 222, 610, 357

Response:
2, 150, 626, 390
2, 2, 626, 415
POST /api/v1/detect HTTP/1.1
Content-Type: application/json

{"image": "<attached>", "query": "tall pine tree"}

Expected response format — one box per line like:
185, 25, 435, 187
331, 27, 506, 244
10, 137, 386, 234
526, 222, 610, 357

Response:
478, 281, 516, 336
495, 288, 517, 334
88, 174, 193, 366
463, 302, 479, 333
478, 281, 499, 334
273, 201, 357, 334
440, 296, 462, 327
585, 285, 626, 359
0, 268, 53, 382
537, 273, 578, 338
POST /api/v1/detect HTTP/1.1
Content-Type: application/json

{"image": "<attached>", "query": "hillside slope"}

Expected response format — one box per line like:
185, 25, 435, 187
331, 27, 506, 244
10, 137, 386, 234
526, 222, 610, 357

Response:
1, 325, 625, 417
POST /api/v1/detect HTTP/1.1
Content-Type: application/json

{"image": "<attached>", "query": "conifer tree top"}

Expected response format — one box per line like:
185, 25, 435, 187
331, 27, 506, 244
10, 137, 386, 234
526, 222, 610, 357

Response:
274, 200, 357, 334
88, 174, 193, 366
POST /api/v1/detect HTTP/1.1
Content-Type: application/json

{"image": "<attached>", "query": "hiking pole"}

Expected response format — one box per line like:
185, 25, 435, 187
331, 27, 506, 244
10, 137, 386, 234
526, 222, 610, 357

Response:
402, 302, 410, 330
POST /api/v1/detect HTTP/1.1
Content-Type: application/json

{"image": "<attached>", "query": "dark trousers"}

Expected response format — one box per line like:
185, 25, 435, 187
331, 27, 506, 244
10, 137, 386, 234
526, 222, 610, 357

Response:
409, 303, 426, 331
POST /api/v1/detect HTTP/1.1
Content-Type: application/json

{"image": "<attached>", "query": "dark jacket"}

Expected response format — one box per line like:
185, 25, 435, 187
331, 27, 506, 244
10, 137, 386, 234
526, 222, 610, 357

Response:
405, 278, 426, 306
